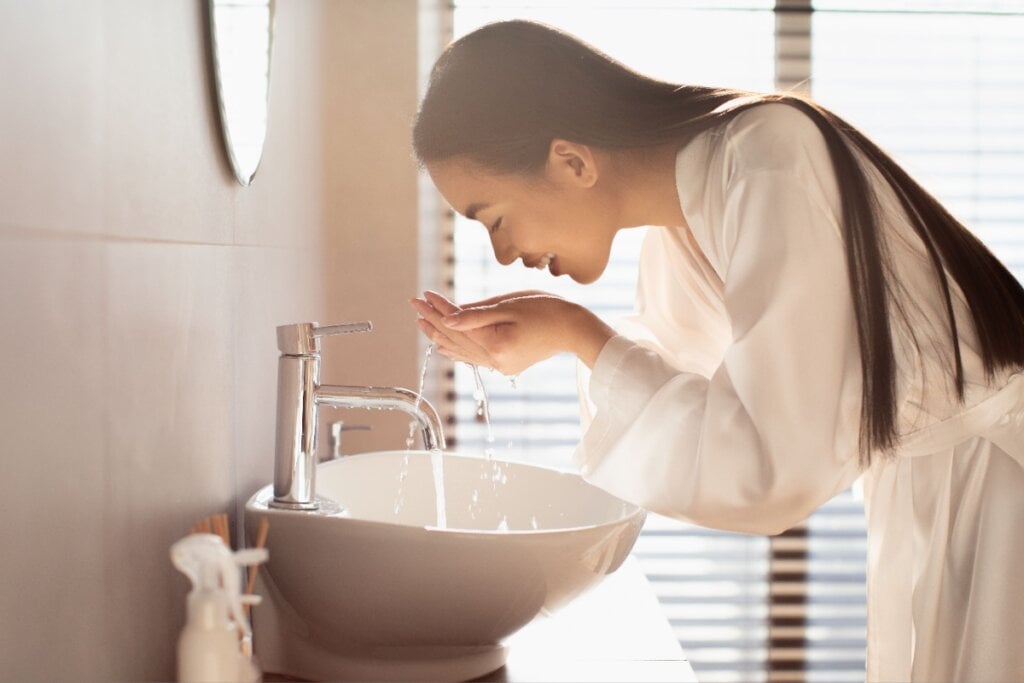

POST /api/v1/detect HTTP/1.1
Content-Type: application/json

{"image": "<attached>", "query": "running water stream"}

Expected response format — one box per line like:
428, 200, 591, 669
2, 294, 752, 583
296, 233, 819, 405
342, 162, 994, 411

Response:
397, 344, 448, 528
398, 342, 515, 531
406, 344, 435, 450
472, 364, 495, 459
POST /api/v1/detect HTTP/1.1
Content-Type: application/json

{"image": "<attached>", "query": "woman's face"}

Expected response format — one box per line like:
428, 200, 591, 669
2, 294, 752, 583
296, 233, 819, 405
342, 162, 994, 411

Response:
426, 149, 620, 284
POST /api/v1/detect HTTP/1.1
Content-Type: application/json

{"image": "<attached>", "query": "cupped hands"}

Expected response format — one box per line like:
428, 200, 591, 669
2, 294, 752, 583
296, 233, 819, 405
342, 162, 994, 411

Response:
408, 290, 615, 376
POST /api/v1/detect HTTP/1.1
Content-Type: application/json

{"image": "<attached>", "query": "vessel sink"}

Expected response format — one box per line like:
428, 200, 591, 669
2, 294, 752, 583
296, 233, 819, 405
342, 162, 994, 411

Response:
244, 450, 646, 681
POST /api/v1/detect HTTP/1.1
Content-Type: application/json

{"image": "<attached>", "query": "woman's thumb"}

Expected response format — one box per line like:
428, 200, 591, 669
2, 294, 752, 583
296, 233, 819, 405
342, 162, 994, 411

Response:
442, 306, 506, 331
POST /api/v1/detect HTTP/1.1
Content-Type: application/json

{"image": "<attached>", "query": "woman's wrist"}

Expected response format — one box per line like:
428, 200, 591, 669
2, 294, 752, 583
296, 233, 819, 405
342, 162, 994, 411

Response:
564, 303, 615, 369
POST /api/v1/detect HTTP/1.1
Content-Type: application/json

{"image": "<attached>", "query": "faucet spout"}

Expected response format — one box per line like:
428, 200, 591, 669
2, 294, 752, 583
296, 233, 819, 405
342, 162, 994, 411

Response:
316, 385, 446, 452
270, 321, 447, 511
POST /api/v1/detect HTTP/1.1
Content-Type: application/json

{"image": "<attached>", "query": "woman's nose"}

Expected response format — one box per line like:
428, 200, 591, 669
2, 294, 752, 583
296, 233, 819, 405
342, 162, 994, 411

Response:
490, 234, 517, 266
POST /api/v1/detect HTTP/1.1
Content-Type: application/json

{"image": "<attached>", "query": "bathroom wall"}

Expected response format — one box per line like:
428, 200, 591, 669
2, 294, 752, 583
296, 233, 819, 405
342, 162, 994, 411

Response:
0, 1, 421, 680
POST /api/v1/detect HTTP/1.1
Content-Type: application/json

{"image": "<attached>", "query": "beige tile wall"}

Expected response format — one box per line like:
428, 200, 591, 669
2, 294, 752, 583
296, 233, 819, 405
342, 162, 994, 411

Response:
0, 1, 422, 680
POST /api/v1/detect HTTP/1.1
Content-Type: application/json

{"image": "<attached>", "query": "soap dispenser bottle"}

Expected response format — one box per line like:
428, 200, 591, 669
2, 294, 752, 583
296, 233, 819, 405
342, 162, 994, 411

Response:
171, 534, 265, 683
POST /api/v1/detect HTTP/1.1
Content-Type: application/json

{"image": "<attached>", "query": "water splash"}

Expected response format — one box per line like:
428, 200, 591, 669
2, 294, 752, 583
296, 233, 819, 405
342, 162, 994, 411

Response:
490, 459, 508, 485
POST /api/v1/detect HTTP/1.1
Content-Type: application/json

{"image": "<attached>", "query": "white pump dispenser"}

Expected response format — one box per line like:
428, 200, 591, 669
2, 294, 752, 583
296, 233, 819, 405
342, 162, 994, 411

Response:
171, 533, 267, 683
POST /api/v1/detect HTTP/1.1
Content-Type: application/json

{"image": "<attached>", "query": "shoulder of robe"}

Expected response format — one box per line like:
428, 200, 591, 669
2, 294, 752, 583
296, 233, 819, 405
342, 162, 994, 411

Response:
721, 101, 832, 181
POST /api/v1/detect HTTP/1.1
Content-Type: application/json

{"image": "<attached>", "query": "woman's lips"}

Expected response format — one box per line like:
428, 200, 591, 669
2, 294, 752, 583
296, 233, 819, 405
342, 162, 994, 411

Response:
522, 252, 561, 275
549, 255, 561, 276
534, 252, 556, 270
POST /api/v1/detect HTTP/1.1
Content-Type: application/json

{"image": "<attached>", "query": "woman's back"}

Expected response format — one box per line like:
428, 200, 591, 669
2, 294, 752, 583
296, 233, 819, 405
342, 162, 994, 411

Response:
622, 101, 1024, 681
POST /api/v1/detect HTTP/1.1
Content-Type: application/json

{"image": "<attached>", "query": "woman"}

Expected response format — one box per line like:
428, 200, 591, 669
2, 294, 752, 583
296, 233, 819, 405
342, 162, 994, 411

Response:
409, 20, 1024, 682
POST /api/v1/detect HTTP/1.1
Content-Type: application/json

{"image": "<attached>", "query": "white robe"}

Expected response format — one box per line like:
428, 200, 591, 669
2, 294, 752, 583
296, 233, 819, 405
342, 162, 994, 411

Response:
573, 102, 1024, 682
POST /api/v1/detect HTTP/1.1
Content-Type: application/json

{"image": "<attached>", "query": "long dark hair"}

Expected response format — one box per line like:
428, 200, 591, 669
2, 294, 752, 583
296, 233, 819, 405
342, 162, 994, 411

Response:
413, 20, 1024, 463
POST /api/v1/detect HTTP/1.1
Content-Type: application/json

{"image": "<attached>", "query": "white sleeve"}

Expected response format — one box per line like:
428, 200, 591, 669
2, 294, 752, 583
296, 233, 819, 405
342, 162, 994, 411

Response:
578, 227, 730, 433
574, 169, 864, 535
618, 227, 731, 379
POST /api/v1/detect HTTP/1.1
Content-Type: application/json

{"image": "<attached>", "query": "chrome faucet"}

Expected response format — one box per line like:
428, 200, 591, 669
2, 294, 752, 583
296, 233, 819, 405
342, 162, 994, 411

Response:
271, 321, 446, 510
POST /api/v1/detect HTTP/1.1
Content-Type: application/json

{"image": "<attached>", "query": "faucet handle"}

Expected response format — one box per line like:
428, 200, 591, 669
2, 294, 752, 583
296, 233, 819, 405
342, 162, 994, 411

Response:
277, 321, 373, 355
312, 322, 373, 338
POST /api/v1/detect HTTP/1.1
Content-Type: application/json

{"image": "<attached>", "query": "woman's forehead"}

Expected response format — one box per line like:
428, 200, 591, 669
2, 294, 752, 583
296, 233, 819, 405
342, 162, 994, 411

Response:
427, 158, 513, 217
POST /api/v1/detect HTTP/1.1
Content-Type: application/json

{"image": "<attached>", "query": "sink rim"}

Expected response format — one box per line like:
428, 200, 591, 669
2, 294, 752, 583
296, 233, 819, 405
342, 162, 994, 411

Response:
245, 449, 646, 537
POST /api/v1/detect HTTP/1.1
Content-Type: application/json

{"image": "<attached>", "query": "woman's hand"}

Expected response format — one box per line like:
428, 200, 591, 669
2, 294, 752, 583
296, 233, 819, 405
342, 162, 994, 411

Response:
409, 290, 615, 375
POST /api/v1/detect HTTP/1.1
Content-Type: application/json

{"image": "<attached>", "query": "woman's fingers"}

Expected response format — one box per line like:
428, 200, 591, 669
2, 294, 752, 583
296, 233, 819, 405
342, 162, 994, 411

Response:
411, 300, 468, 349
415, 317, 449, 345
410, 298, 451, 335
442, 304, 517, 331
410, 297, 495, 365
422, 290, 461, 316
460, 290, 548, 309
434, 343, 475, 364
417, 319, 490, 364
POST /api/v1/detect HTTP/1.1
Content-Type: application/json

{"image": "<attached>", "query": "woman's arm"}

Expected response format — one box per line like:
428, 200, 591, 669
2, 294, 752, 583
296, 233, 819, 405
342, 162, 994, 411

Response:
577, 167, 864, 534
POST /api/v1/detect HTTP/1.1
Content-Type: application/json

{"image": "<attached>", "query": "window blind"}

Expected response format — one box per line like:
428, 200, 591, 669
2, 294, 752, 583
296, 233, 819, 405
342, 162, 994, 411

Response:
421, 2, 1024, 682
812, 1, 1024, 281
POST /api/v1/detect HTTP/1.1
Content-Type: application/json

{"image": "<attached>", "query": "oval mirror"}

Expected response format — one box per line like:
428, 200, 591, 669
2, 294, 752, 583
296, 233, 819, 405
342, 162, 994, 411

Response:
208, 0, 275, 187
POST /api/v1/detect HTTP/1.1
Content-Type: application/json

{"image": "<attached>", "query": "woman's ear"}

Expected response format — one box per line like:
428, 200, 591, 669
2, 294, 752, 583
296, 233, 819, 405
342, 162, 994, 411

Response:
546, 139, 599, 188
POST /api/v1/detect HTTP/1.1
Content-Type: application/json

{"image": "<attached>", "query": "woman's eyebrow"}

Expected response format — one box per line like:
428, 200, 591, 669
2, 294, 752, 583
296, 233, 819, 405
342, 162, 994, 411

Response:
465, 202, 491, 220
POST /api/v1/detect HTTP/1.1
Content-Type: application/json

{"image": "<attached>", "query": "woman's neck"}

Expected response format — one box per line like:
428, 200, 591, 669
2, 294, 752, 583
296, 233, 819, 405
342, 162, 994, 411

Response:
605, 142, 688, 230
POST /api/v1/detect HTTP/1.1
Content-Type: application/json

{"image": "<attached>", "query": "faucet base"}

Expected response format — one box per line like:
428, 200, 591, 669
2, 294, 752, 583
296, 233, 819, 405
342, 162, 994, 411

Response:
268, 499, 319, 511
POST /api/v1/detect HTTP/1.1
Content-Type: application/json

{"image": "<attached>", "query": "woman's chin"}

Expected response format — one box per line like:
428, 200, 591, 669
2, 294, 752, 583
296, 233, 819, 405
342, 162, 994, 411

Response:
568, 265, 603, 285
574, 251, 615, 284
551, 255, 609, 284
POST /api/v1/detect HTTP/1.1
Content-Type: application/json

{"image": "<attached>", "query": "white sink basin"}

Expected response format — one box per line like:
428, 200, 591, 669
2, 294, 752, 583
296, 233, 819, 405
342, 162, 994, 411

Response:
245, 450, 646, 681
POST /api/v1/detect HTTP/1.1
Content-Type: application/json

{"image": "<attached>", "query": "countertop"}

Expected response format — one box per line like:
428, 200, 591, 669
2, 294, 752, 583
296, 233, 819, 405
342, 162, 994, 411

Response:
474, 556, 696, 682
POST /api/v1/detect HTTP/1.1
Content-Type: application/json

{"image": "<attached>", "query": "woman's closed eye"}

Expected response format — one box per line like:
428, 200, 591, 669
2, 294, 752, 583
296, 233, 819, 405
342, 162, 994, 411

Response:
489, 217, 503, 235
